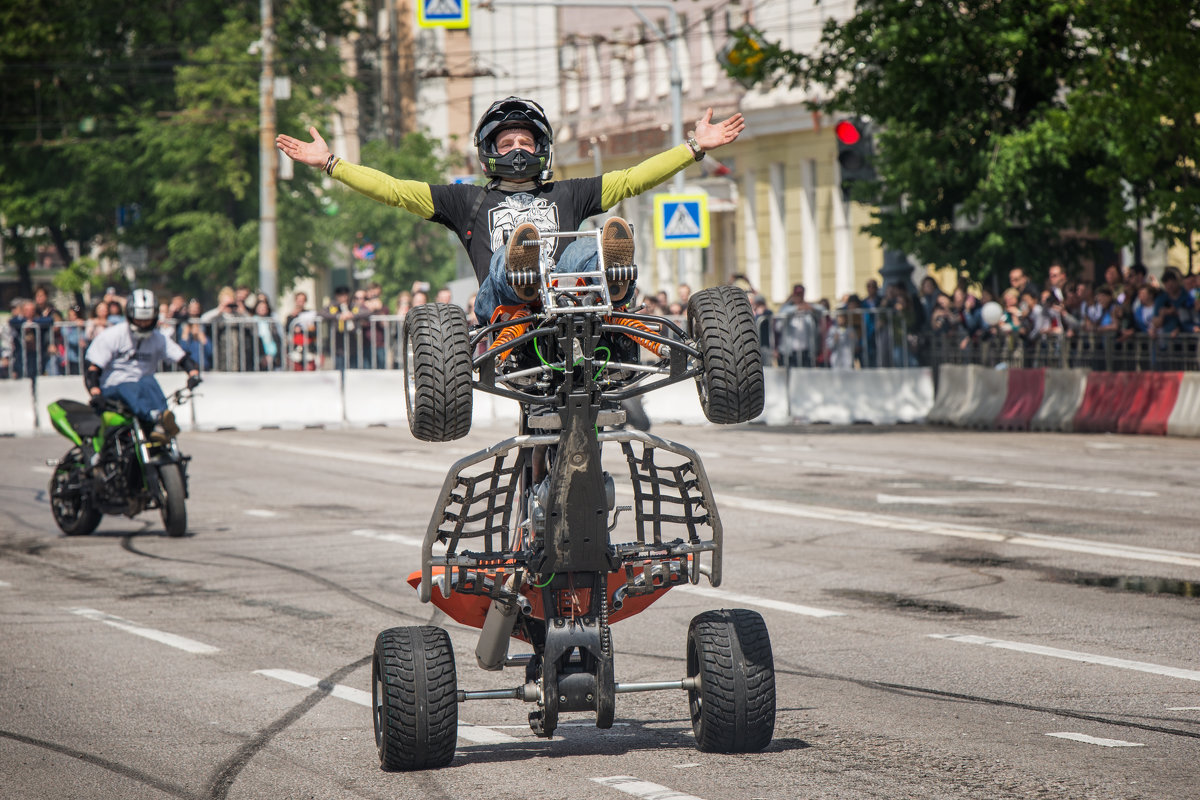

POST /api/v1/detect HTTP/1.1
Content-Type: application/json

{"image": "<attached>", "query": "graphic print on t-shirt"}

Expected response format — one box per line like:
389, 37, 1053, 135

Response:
489, 193, 561, 270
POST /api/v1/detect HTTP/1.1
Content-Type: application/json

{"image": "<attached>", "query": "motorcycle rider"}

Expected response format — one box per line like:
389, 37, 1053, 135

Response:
275, 97, 745, 324
84, 288, 201, 442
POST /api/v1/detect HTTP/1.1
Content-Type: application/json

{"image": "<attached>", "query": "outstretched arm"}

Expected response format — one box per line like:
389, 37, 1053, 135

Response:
600, 108, 747, 209
275, 127, 332, 169
276, 126, 437, 218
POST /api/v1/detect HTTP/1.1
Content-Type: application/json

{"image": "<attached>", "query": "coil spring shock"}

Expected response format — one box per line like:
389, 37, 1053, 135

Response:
605, 316, 663, 356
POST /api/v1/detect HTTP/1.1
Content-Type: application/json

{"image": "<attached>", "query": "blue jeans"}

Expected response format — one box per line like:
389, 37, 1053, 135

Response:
473, 236, 637, 323
102, 375, 167, 425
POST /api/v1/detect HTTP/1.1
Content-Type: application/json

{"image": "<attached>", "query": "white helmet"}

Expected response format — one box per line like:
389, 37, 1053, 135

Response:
126, 288, 158, 339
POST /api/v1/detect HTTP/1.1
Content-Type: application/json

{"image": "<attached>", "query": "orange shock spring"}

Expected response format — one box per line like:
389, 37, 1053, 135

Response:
605, 316, 663, 356
488, 318, 532, 362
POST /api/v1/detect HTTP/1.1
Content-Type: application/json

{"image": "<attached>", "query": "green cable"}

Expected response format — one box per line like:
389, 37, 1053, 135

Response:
532, 335, 564, 371
532, 572, 555, 588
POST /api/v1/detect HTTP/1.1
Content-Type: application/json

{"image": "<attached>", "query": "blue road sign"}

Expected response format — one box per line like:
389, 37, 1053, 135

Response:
418, 0, 469, 28
654, 194, 710, 249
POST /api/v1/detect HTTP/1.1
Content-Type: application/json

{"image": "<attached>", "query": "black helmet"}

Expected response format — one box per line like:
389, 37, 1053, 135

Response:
474, 96, 553, 181
126, 288, 158, 339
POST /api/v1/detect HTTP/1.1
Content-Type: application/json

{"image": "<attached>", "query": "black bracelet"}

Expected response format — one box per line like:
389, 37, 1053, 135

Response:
323, 154, 339, 175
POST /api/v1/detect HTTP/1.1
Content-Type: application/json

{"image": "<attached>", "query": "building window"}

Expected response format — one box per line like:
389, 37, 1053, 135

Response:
587, 40, 603, 109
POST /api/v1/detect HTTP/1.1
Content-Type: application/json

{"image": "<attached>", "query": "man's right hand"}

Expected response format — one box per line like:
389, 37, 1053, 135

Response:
275, 126, 332, 169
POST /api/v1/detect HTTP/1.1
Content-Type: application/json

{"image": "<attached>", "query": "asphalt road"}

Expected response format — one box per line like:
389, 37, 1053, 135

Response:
2, 420, 1198, 799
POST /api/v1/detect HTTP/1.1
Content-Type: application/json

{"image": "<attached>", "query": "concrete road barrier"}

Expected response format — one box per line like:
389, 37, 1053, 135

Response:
1074, 372, 1138, 433
191, 371, 343, 430
994, 368, 1045, 431
927, 364, 969, 425
343, 371, 407, 427
756, 367, 791, 425
960, 365, 1010, 429
1166, 372, 1200, 437
1030, 368, 1090, 432
789, 368, 933, 425
0, 379, 36, 437
1117, 371, 1181, 436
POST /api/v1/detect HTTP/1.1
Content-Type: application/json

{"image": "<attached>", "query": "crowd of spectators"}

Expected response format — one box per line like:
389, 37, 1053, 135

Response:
4, 261, 1196, 379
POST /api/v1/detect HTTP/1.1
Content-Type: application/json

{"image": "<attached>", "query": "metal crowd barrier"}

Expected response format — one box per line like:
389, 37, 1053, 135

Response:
768, 306, 913, 369
1, 315, 414, 379
926, 330, 1200, 372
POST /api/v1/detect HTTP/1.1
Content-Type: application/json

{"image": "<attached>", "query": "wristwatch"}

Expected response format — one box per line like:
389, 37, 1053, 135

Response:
686, 137, 706, 162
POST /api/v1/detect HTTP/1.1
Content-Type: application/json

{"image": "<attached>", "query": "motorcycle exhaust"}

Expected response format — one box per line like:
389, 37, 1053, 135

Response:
475, 575, 528, 671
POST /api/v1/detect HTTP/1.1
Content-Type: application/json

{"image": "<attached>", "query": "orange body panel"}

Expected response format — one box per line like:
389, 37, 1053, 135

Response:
406, 568, 676, 635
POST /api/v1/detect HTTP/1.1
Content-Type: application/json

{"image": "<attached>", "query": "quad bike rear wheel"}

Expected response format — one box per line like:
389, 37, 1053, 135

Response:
403, 303, 474, 442
373, 626, 458, 771
687, 286, 764, 424
49, 450, 102, 536
158, 462, 187, 537
686, 608, 776, 753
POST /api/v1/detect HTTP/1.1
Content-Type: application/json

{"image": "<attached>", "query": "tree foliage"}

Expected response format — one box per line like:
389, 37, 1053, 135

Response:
1, 0, 456, 304
727, 0, 1200, 283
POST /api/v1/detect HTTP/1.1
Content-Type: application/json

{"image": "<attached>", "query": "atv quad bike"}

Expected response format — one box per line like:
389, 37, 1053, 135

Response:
374, 228, 774, 770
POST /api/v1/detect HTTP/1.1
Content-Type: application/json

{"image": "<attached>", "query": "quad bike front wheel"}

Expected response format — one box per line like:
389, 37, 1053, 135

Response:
686, 608, 776, 753
687, 286, 765, 424
158, 462, 187, 537
49, 450, 102, 536
373, 626, 458, 771
403, 303, 474, 442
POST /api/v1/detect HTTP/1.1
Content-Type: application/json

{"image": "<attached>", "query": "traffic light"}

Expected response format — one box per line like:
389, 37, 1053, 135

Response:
835, 118, 875, 200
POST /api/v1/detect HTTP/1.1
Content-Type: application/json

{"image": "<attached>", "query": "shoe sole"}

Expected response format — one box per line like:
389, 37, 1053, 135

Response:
506, 224, 541, 301
601, 218, 635, 266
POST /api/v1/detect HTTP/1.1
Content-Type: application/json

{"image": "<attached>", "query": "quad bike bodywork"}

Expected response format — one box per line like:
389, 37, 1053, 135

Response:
46, 389, 195, 537
374, 229, 774, 770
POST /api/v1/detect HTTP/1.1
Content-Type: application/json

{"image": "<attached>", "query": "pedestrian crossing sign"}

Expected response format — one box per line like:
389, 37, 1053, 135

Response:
418, 0, 469, 29
653, 194, 709, 249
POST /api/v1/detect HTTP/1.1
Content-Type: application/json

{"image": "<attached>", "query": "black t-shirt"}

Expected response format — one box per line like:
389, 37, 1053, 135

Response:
428, 177, 604, 283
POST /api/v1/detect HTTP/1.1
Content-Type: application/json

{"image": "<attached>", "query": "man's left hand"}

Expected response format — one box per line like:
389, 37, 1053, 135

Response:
692, 108, 746, 152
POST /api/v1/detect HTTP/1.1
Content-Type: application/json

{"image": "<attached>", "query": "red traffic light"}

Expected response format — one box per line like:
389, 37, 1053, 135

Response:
835, 120, 861, 146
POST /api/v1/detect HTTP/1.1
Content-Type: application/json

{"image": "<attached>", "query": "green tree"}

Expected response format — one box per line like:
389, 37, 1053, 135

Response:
317, 134, 458, 300
0, 0, 353, 301
727, 0, 1200, 283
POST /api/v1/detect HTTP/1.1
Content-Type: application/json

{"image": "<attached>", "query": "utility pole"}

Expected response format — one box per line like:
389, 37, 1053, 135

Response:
259, 0, 278, 304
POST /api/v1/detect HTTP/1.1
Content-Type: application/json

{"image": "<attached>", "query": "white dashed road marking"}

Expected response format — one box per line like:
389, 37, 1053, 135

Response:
673, 585, 845, 618
593, 776, 708, 800
352, 529, 425, 547
244, 509, 278, 518
930, 634, 1200, 682
70, 608, 219, 654
716, 494, 1200, 569
254, 669, 517, 744
1045, 732, 1145, 748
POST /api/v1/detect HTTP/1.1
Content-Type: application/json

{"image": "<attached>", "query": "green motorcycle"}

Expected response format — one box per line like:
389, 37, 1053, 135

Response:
46, 387, 196, 537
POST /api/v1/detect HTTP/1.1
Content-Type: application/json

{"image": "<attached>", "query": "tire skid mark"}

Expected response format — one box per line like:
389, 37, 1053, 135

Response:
121, 534, 228, 565
774, 657, 1200, 741
0, 729, 199, 800
205, 655, 371, 800
223, 553, 423, 621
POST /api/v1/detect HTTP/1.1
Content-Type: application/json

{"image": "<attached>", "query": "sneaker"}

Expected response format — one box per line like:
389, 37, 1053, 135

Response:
601, 217, 635, 302
601, 217, 635, 265
505, 222, 541, 302
160, 409, 180, 439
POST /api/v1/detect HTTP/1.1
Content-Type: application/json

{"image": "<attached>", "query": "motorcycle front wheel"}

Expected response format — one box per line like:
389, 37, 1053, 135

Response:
50, 451, 102, 536
158, 462, 187, 537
